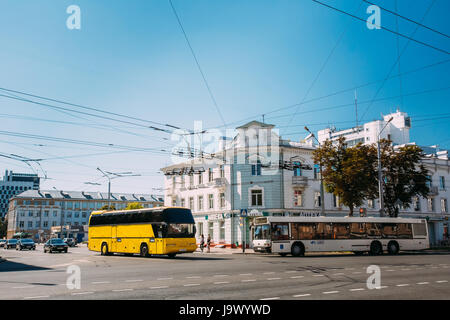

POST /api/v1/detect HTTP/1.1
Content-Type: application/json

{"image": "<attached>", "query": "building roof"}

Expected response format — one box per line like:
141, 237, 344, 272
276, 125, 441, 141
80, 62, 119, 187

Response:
12, 190, 163, 202
236, 120, 275, 129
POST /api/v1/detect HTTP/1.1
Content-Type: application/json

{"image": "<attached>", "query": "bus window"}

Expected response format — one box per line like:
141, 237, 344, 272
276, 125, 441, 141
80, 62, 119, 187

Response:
412, 223, 427, 237
333, 223, 350, 239
254, 224, 270, 240
381, 224, 397, 239
271, 223, 289, 240
166, 223, 195, 238
314, 223, 332, 240
397, 223, 413, 239
296, 223, 315, 240
367, 223, 381, 237
350, 223, 366, 239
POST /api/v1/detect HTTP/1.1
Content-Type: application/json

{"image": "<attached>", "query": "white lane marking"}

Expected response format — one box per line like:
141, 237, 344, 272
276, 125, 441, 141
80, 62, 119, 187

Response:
333, 273, 345, 276
214, 281, 230, 285
415, 268, 423, 270
267, 278, 281, 280
352, 272, 362, 274
386, 270, 395, 272
401, 268, 411, 271
112, 289, 133, 292
157, 278, 173, 280
213, 275, 229, 277
349, 288, 365, 291
242, 279, 256, 282
290, 276, 304, 279
263, 272, 275, 275
23, 295, 49, 299
293, 293, 311, 297
396, 284, 410, 287
323, 291, 339, 294
345, 268, 355, 270
239, 273, 253, 276
377, 286, 388, 289
313, 274, 324, 277
149, 286, 169, 289
186, 276, 201, 279
125, 279, 143, 283
183, 283, 200, 287
71, 291, 94, 296
92, 281, 110, 284
260, 297, 280, 300
436, 280, 448, 283
417, 282, 429, 285
13, 286, 35, 289
285, 271, 297, 273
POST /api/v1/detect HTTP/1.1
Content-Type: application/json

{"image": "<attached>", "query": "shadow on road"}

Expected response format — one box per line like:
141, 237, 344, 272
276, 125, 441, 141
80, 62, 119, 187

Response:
0, 260, 51, 272
259, 251, 450, 259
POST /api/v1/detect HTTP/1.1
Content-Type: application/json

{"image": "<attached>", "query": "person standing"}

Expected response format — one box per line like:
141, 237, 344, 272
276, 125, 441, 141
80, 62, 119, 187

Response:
199, 234, 205, 253
207, 234, 211, 253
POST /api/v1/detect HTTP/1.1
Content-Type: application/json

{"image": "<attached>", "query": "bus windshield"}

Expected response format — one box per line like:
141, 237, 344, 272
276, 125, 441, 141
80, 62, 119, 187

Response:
166, 223, 195, 238
254, 224, 271, 240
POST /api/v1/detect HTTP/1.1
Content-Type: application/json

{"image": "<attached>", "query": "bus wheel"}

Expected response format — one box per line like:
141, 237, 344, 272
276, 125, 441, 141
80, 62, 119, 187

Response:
167, 253, 176, 258
370, 241, 383, 255
291, 243, 305, 257
101, 243, 109, 256
387, 241, 399, 255
140, 244, 149, 257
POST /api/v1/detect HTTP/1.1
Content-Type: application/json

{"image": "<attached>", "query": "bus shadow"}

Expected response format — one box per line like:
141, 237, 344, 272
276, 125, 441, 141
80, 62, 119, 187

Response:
0, 260, 51, 273
264, 250, 450, 259
105, 253, 231, 261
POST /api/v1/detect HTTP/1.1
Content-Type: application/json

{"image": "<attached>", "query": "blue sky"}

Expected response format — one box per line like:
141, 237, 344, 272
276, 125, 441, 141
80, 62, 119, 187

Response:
0, 0, 449, 194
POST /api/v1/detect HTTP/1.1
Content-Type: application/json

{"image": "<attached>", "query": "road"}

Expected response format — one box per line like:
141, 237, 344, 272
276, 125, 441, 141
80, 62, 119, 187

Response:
0, 245, 449, 300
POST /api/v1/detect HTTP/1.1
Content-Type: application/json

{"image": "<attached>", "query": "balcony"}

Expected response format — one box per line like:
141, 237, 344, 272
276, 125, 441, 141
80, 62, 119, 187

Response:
292, 176, 308, 187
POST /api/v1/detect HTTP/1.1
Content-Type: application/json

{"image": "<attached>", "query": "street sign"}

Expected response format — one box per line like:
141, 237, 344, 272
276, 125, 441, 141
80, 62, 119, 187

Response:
240, 209, 248, 217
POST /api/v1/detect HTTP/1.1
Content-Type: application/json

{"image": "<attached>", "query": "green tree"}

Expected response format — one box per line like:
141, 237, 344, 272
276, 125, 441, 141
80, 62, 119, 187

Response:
313, 137, 378, 216
125, 202, 144, 210
100, 205, 116, 211
379, 140, 430, 217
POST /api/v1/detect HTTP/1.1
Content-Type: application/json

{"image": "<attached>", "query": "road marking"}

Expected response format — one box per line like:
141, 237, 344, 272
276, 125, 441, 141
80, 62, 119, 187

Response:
186, 276, 201, 279
290, 276, 304, 279
285, 271, 297, 273
267, 278, 281, 280
213, 275, 229, 277
183, 283, 200, 287
352, 272, 362, 274
293, 293, 311, 297
71, 291, 94, 296
313, 274, 324, 277
149, 286, 169, 289
396, 284, 410, 287
333, 273, 345, 276
263, 272, 275, 275
24, 295, 49, 299
112, 289, 133, 292
377, 286, 388, 289
401, 268, 411, 271
345, 268, 355, 270
13, 286, 35, 289
92, 281, 110, 284
214, 281, 230, 285
125, 279, 143, 283
436, 280, 448, 283
386, 270, 395, 272
239, 273, 253, 276
349, 288, 365, 291
242, 279, 256, 282
323, 291, 339, 294
417, 282, 429, 285
260, 297, 280, 300
157, 277, 173, 280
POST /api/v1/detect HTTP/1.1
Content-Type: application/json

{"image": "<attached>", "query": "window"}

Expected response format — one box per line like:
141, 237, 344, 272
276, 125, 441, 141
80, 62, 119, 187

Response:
251, 161, 262, 176
52, 221, 57, 227
251, 189, 263, 207
294, 190, 303, 207
220, 165, 225, 178
219, 221, 225, 240
172, 198, 177, 207
314, 192, 321, 207
413, 197, 421, 211
208, 168, 214, 182
293, 161, 302, 177
189, 197, 194, 210
314, 165, 320, 180
333, 194, 341, 208
208, 194, 214, 209
43, 221, 48, 228
197, 222, 203, 237
440, 176, 446, 190
219, 193, 225, 208
428, 198, 435, 212
189, 175, 194, 187
271, 223, 289, 240
180, 198, 185, 208
368, 199, 375, 209
198, 173, 203, 185
208, 222, 214, 239
28, 211, 33, 217
198, 196, 203, 211
19, 221, 24, 228
53, 211, 58, 217
442, 198, 448, 213
44, 210, 49, 217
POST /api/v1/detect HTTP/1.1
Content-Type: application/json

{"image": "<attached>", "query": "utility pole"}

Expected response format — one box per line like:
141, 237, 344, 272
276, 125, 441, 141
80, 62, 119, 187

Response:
305, 127, 325, 216
377, 117, 393, 217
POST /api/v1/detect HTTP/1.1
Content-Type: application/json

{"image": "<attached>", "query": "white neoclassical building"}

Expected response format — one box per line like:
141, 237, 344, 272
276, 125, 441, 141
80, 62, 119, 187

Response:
162, 120, 450, 248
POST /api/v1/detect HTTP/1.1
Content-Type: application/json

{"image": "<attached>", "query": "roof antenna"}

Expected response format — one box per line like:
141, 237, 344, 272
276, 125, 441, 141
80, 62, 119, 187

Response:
262, 114, 265, 124
354, 90, 358, 129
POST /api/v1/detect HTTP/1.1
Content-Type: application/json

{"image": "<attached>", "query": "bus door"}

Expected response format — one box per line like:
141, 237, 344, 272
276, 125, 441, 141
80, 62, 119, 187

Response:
111, 225, 118, 252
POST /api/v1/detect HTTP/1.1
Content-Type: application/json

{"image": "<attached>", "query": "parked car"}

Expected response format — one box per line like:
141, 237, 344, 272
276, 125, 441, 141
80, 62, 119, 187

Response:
0, 239, 6, 248
4, 239, 18, 249
64, 238, 76, 247
44, 238, 68, 253
16, 239, 36, 251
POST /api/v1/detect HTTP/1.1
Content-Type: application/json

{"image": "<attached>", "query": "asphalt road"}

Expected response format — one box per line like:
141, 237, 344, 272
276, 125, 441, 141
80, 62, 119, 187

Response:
0, 245, 449, 300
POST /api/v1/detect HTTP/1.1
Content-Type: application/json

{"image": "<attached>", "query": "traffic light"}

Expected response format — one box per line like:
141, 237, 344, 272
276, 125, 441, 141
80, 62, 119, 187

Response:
359, 208, 366, 217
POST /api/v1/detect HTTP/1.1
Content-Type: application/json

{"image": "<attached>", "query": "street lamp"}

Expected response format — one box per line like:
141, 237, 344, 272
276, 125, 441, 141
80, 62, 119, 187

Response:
377, 117, 393, 217
305, 127, 325, 216
96, 168, 141, 209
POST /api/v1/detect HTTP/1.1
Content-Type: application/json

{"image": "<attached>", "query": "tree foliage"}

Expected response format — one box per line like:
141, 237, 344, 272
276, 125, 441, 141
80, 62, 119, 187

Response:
125, 202, 144, 210
313, 137, 378, 216
100, 205, 116, 211
379, 140, 430, 217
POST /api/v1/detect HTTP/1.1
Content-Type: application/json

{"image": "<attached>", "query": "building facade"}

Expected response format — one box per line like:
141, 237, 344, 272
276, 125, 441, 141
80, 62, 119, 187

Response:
6, 190, 163, 242
162, 120, 450, 248
0, 170, 40, 217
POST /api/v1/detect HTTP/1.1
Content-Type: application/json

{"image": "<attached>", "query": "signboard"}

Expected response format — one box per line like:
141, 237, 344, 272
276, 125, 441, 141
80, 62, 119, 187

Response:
291, 211, 320, 217
240, 209, 248, 217
248, 209, 263, 217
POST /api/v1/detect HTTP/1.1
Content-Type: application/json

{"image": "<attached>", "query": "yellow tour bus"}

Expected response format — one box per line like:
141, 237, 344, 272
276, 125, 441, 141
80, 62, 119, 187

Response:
88, 207, 197, 258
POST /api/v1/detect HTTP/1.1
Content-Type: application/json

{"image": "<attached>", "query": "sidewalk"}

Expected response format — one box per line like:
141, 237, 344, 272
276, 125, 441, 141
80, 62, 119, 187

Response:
193, 247, 256, 255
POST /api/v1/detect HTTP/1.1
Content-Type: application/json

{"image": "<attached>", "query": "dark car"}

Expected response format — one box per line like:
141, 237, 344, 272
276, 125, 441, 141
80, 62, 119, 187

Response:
44, 238, 68, 253
0, 239, 6, 248
4, 239, 18, 249
16, 239, 36, 251
64, 238, 76, 247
